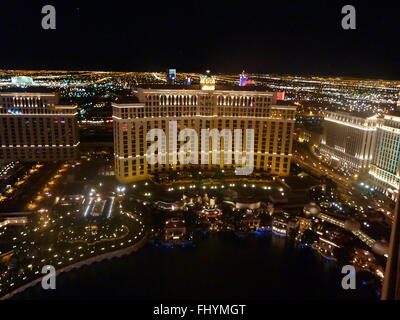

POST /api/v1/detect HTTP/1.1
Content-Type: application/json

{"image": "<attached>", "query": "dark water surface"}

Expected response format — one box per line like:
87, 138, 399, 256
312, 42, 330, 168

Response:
13, 232, 377, 300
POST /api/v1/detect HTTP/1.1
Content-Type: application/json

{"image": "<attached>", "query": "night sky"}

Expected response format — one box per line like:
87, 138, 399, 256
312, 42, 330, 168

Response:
0, 0, 399, 79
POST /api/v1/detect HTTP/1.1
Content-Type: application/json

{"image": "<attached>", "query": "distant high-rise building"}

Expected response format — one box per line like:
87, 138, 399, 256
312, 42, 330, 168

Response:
239, 71, 255, 87
113, 82, 296, 183
369, 113, 400, 201
11, 76, 34, 86
166, 69, 176, 84
320, 111, 378, 173
0, 91, 79, 161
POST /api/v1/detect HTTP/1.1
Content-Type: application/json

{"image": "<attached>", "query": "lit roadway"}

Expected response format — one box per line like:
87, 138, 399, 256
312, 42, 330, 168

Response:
293, 141, 394, 218
152, 72, 166, 82
293, 142, 351, 189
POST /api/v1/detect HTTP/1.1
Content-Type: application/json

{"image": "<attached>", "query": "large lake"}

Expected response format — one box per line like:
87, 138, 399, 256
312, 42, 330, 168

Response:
13, 232, 378, 300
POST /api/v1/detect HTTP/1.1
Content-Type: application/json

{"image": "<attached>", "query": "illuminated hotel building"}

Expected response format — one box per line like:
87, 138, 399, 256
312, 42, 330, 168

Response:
320, 111, 378, 173
0, 92, 79, 161
113, 80, 296, 183
369, 114, 400, 201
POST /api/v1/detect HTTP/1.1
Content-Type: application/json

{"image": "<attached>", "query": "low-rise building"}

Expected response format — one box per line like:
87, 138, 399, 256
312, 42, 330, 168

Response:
164, 218, 187, 242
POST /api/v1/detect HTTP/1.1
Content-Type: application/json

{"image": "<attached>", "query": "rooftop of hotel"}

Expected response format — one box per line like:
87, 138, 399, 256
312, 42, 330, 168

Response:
132, 84, 280, 93
326, 110, 378, 119
113, 96, 140, 104
386, 110, 400, 117
0, 87, 57, 95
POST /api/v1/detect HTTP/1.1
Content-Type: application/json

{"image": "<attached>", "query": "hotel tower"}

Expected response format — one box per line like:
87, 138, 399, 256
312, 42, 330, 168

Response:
369, 113, 400, 201
0, 91, 79, 161
113, 76, 296, 183
320, 111, 378, 173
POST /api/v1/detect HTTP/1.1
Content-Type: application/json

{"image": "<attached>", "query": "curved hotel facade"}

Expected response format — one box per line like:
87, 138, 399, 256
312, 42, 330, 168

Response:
320, 110, 400, 201
369, 114, 400, 201
113, 83, 296, 183
320, 111, 378, 173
